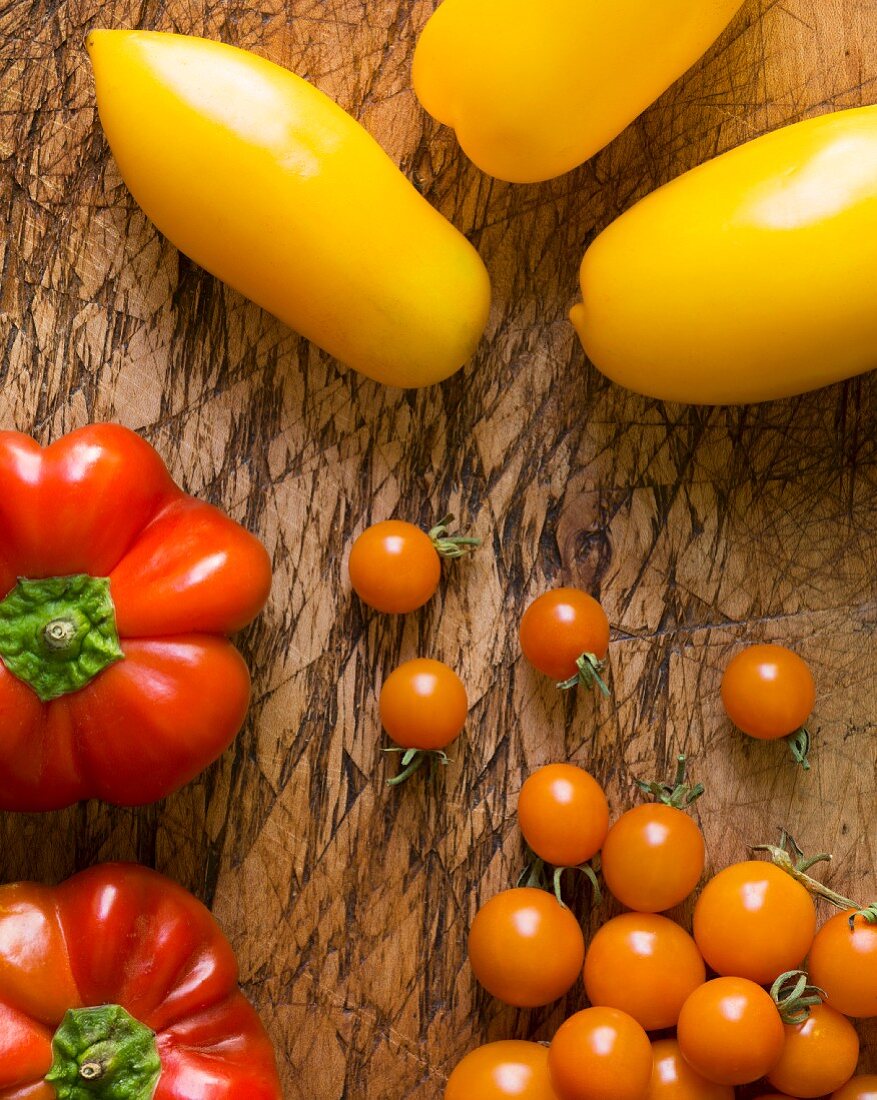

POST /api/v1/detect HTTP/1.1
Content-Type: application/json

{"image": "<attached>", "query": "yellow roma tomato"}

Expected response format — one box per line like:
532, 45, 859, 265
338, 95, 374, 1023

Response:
468, 888, 584, 1008
692, 861, 816, 985
445, 1041, 558, 1100
833, 1079, 877, 1100
518, 764, 609, 868
676, 977, 785, 1086
413, 0, 743, 183
572, 106, 877, 403
87, 31, 490, 388
808, 910, 877, 1018
548, 1008, 652, 1100
767, 1003, 860, 1098
648, 1038, 733, 1100
583, 913, 705, 1031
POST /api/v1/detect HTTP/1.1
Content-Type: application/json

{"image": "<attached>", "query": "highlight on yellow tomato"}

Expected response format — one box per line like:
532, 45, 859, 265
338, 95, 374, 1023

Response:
571, 105, 877, 404
412, 0, 744, 184
87, 30, 491, 389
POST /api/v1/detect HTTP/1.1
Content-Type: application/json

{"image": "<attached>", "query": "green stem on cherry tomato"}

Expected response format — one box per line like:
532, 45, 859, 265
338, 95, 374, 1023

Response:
428, 514, 482, 559
786, 727, 811, 770
770, 969, 826, 1025
517, 854, 602, 908
634, 753, 704, 808
753, 830, 877, 928
384, 746, 451, 786
557, 652, 610, 695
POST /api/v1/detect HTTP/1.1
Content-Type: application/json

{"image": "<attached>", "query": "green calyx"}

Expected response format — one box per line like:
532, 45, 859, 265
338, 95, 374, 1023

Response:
384, 746, 452, 786
428, 514, 482, 559
634, 753, 704, 809
517, 853, 603, 909
786, 727, 812, 770
46, 1005, 161, 1100
557, 652, 610, 695
771, 969, 826, 1025
0, 575, 123, 701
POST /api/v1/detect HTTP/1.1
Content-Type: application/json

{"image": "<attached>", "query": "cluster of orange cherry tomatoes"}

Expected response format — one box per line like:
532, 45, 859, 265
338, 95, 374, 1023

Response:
347, 516, 876, 1099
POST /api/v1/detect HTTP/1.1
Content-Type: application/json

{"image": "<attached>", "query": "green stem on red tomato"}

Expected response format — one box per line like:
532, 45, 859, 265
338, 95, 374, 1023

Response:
0, 575, 123, 702
46, 1004, 161, 1099
753, 830, 877, 926
634, 753, 704, 808
770, 969, 826, 1025
427, 514, 482, 559
557, 652, 610, 695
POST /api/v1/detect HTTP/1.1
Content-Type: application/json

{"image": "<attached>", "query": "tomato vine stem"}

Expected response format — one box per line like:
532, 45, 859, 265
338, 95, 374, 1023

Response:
428, 514, 482, 559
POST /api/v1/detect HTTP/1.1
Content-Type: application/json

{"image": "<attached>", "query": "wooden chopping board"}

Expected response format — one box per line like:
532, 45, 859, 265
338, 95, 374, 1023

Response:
0, 0, 875, 1096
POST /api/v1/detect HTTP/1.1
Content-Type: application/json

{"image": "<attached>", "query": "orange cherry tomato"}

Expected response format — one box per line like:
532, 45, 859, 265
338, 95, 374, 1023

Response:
721, 644, 814, 740
349, 521, 440, 613
766, 1002, 860, 1098
692, 861, 816, 984
647, 1038, 734, 1100
808, 910, 877, 1018
677, 977, 785, 1086
468, 888, 585, 1008
583, 913, 705, 1031
379, 658, 467, 751
832, 1078, 877, 1100
519, 588, 610, 688
548, 1007, 652, 1100
601, 803, 704, 912
445, 1041, 558, 1100
518, 764, 609, 867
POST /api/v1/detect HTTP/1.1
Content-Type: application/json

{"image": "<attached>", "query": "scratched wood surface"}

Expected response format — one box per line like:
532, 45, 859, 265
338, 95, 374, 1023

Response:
1, 1, 876, 1096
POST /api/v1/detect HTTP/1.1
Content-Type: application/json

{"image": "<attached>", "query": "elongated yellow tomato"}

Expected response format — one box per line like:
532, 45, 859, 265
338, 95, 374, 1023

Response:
87, 31, 490, 388
572, 105, 877, 404
412, 0, 744, 184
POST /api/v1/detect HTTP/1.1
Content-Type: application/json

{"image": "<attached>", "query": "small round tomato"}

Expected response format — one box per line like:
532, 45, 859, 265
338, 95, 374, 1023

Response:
767, 1002, 859, 1098
518, 764, 609, 867
379, 658, 467, 751
583, 913, 705, 1031
648, 1038, 734, 1099
808, 910, 877, 1018
548, 1007, 651, 1100
602, 803, 704, 912
692, 861, 816, 984
832, 1078, 877, 1100
519, 588, 610, 690
721, 644, 815, 740
468, 887, 585, 1007
349, 521, 441, 613
445, 1041, 557, 1100
677, 977, 785, 1086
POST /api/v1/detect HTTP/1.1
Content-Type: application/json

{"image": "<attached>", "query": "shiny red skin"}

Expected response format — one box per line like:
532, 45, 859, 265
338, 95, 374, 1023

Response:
0, 425, 272, 809
519, 588, 609, 681
0, 863, 281, 1098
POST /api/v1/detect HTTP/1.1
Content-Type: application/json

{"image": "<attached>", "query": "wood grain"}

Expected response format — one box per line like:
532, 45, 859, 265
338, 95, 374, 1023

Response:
1, 1, 876, 1095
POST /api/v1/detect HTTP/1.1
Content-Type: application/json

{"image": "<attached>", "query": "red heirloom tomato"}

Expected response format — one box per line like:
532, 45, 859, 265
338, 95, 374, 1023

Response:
677, 977, 785, 1086
767, 1002, 859, 1098
548, 1007, 651, 1100
583, 913, 705, 1031
648, 1038, 734, 1099
468, 888, 585, 1007
445, 1041, 558, 1100
721, 644, 815, 767
833, 1078, 877, 1100
0, 425, 271, 810
808, 909, 877, 1018
519, 588, 610, 692
0, 863, 281, 1099
348, 516, 479, 614
518, 763, 609, 868
692, 861, 816, 984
